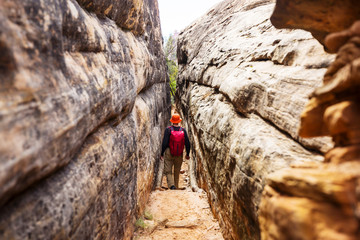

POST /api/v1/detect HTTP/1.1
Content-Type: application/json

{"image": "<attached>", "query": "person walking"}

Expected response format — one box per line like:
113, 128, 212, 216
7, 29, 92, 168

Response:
160, 113, 190, 190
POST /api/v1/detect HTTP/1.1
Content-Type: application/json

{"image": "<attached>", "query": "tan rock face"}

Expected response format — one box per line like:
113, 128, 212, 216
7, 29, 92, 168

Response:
176, 0, 334, 239
260, 1, 360, 240
0, 0, 170, 239
76, 0, 146, 35
270, 0, 360, 45
260, 163, 360, 240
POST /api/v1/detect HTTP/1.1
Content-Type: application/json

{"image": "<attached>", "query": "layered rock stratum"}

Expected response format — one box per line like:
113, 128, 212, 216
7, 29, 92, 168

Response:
176, 0, 335, 239
259, 0, 360, 239
0, 0, 170, 239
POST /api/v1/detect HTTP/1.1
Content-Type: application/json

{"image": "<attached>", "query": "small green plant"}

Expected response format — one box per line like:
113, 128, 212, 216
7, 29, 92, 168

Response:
167, 59, 178, 103
135, 217, 146, 229
164, 32, 179, 104
135, 210, 154, 230
144, 210, 153, 220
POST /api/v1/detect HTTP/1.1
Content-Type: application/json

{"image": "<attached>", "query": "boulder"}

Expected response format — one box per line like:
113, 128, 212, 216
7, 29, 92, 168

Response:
0, 0, 170, 239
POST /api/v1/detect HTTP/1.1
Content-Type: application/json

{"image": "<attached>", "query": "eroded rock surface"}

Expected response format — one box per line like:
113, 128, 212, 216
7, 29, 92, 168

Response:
0, 0, 170, 239
271, 0, 360, 45
260, 162, 360, 240
176, 0, 334, 239
259, 1, 360, 239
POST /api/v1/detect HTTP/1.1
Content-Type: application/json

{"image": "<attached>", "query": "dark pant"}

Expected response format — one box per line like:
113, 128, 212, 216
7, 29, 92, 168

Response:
163, 148, 183, 188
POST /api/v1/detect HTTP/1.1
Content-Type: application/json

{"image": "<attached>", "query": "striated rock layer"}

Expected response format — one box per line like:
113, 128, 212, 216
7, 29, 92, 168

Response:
260, 0, 360, 239
176, 0, 334, 239
0, 0, 170, 239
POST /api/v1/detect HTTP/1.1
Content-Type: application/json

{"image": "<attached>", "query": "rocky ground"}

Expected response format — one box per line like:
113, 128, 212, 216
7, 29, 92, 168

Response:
134, 160, 224, 240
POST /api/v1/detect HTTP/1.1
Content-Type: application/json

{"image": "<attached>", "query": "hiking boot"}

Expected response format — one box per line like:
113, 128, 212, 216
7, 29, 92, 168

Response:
170, 185, 176, 190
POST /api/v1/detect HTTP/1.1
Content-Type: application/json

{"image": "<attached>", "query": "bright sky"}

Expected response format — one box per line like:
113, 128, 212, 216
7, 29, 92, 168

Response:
158, 0, 224, 39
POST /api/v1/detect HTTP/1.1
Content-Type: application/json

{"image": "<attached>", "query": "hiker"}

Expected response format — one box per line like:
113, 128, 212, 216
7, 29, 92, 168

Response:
160, 113, 190, 190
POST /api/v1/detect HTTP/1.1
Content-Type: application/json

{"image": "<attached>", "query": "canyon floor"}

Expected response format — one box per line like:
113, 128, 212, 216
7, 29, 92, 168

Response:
134, 160, 224, 240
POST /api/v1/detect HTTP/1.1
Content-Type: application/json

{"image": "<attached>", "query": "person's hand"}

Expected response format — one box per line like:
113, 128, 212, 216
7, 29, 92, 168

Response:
185, 155, 190, 160
160, 156, 164, 161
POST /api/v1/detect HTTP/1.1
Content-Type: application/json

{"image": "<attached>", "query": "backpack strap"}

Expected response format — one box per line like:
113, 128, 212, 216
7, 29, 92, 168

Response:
169, 126, 183, 132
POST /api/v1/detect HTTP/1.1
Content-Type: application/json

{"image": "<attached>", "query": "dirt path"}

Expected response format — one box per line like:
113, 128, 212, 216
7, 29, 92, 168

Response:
134, 160, 224, 240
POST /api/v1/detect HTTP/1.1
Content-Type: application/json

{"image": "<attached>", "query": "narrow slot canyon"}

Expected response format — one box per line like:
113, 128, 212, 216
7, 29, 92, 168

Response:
1, 0, 360, 240
134, 160, 224, 239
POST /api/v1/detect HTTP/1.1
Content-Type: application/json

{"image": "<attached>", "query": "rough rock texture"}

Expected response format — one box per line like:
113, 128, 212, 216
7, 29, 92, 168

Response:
176, 0, 334, 239
260, 162, 360, 240
271, 0, 360, 46
0, 0, 170, 239
259, 1, 360, 239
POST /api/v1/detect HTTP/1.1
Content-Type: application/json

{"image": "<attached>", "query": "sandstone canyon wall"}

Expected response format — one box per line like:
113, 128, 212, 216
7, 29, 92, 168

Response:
0, 0, 170, 239
176, 0, 335, 239
259, 0, 360, 239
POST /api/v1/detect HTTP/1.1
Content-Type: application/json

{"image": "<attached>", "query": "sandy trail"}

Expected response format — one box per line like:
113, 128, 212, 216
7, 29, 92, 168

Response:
134, 160, 224, 240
